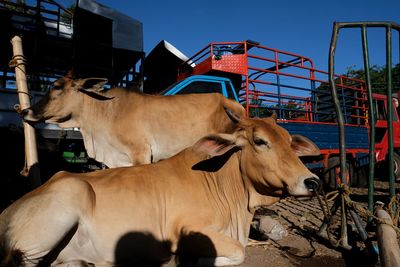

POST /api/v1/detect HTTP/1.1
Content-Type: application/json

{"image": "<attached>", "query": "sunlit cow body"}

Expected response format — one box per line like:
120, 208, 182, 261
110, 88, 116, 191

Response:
0, 116, 320, 266
23, 74, 245, 167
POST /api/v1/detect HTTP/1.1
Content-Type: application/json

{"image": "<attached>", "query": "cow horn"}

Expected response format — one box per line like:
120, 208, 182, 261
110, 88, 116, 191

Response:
270, 111, 277, 120
224, 107, 241, 123
80, 78, 108, 92
78, 88, 114, 100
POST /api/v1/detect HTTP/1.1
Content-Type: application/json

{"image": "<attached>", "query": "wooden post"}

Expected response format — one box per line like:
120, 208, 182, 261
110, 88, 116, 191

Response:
375, 204, 400, 267
10, 35, 41, 188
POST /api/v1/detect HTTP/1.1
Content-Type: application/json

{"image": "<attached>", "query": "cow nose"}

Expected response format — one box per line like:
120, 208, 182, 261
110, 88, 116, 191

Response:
20, 108, 29, 117
304, 177, 320, 192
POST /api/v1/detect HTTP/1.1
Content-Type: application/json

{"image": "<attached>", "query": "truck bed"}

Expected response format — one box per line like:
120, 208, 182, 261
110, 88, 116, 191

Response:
279, 121, 369, 150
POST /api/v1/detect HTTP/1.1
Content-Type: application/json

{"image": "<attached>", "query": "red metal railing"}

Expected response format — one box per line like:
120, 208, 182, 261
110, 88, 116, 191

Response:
178, 41, 368, 126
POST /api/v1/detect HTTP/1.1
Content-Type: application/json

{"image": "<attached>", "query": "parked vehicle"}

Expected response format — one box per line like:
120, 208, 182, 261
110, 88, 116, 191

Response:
166, 41, 400, 188
161, 75, 239, 101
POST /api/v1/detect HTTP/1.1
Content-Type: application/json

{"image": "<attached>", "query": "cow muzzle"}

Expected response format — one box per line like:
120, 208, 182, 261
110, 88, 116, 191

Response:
21, 108, 41, 122
304, 177, 320, 193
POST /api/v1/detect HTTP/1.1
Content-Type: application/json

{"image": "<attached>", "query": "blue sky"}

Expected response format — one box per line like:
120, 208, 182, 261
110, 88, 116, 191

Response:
61, 0, 399, 75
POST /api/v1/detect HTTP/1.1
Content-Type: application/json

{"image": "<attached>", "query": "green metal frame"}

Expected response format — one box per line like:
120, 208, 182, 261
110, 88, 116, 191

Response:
329, 21, 400, 212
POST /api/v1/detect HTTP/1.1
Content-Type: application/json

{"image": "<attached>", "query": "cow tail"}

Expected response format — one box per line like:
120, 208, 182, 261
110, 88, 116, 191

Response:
0, 249, 24, 267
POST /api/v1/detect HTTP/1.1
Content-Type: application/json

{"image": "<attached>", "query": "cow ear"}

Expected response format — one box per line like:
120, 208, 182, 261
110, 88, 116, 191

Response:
193, 134, 238, 157
291, 135, 320, 157
270, 110, 278, 121
53, 77, 66, 88
79, 78, 108, 92
77, 78, 113, 100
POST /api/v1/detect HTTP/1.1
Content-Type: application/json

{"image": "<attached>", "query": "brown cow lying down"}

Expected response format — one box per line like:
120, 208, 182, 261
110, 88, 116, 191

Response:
0, 116, 320, 266
22, 73, 245, 168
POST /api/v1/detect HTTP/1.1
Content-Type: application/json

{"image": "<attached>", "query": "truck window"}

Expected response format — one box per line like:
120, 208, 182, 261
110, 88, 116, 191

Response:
375, 99, 387, 121
374, 99, 399, 121
176, 81, 223, 95
393, 99, 399, 121
225, 81, 236, 100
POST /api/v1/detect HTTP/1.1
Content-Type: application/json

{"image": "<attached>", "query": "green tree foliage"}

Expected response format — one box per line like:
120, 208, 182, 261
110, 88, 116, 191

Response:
3, 0, 26, 13
281, 100, 306, 120
345, 64, 400, 95
247, 98, 306, 119
60, 4, 75, 24
248, 98, 274, 118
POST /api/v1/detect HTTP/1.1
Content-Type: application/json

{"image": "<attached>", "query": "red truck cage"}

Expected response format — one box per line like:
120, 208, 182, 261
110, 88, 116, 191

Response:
177, 41, 398, 188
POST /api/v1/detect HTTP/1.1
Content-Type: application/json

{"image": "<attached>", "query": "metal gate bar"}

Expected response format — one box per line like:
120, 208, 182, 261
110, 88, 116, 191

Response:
328, 21, 400, 213
361, 25, 376, 215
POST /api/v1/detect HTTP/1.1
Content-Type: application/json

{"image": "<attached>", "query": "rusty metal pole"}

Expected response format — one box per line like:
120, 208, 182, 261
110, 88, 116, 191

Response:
375, 203, 400, 267
10, 35, 41, 188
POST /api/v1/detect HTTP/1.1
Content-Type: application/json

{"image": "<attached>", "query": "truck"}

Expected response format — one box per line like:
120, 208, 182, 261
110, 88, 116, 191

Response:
161, 75, 240, 101
159, 41, 400, 189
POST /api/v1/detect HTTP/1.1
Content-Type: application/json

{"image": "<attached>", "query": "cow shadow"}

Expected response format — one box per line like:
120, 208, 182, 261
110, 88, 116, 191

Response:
115, 231, 217, 267
0, 126, 99, 211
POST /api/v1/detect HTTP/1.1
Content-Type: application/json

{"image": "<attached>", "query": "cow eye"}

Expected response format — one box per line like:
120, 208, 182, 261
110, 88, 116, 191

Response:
254, 137, 268, 147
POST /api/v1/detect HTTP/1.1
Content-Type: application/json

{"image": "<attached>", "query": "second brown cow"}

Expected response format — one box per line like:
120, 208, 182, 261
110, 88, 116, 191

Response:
23, 74, 245, 168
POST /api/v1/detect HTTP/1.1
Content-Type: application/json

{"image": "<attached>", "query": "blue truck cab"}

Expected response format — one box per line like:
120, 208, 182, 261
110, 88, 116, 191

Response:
161, 75, 240, 102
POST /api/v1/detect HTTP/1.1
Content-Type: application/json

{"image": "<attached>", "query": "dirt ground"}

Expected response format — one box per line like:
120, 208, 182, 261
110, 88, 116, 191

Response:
233, 180, 400, 267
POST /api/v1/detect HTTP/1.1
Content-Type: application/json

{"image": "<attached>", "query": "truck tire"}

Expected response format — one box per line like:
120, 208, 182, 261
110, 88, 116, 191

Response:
323, 157, 354, 191
352, 164, 368, 188
381, 152, 400, 182
393, 152, 400, 181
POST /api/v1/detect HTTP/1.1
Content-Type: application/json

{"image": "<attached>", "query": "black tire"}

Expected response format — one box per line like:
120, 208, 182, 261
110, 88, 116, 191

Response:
380, 152, 400, 182
351, 164, 368, 188
393, 153, 400, 181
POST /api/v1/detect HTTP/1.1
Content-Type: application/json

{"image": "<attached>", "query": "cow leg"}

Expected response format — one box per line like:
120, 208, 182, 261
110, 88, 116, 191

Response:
176, 229, 245, 266
0, 176, 95, 266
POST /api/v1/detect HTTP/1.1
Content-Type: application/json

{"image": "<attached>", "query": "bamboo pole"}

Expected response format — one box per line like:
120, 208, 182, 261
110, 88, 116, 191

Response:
10, 35, 41, 188
375, 205, 400, 267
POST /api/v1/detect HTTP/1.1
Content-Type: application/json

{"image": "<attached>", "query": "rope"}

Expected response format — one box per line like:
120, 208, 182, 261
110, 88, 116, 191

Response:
8, 54, 33, 99
8, 54, 27, 68
344, 193, 400, 235
315, 189, 346, 248
8, 54, 27, 75
316, 184, 400, 247
325, 190, 339, 202
388, 194, 400, 226
251, 187, 400, 256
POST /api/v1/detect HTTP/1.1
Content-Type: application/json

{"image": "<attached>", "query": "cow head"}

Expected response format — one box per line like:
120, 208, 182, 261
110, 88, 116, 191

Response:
22, 74, 109, 127
194, 116, 320, 197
